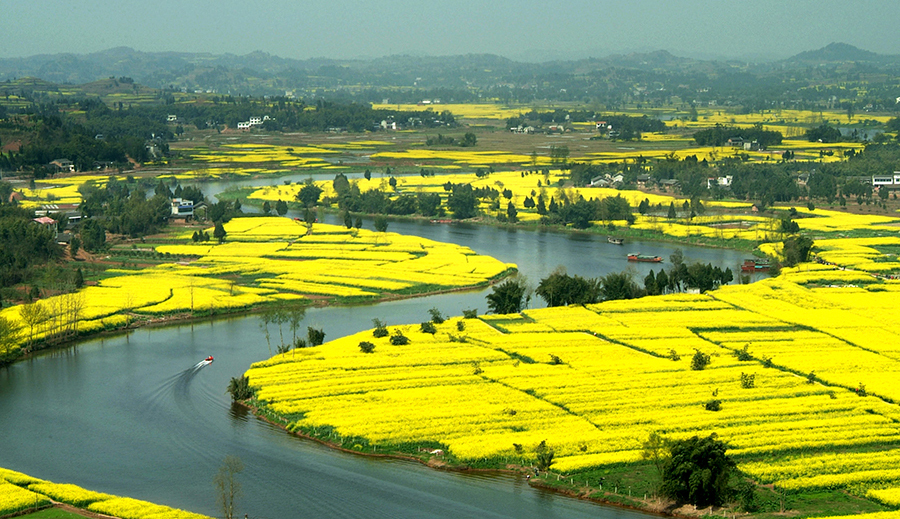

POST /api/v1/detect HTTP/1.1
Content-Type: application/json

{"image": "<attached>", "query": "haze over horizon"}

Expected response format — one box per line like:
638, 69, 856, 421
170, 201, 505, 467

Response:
3, 0, 899, 63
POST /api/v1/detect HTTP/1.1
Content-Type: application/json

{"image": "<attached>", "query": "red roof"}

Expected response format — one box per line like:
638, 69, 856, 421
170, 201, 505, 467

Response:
33, 217, 56, 225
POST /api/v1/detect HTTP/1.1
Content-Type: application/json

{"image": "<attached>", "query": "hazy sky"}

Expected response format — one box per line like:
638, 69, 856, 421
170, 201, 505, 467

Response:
3, 0, 899, 62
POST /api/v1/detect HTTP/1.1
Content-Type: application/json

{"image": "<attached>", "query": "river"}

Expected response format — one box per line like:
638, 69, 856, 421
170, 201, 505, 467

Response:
0, 207, 750, 518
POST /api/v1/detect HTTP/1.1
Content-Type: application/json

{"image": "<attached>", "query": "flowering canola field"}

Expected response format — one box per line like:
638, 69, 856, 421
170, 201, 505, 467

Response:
245, 231, 900, 503
0, 467, 211, 519
0, 217, 513, 355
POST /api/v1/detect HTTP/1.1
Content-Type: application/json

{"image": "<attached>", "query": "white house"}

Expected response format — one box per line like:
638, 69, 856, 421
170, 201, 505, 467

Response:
167, 115, 178, 122
249, 117, 263, 126
237, 121, 252, 130
170, 198, 194, 218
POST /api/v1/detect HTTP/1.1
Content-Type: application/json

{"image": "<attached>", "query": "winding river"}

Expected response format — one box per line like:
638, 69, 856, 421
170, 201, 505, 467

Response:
0, 213, 750, 518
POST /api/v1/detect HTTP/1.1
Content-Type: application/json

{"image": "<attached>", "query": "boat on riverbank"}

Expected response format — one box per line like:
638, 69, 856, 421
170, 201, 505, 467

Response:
741, 259, 771, 272
627, 253, 663, 263
607, 237, 624, 245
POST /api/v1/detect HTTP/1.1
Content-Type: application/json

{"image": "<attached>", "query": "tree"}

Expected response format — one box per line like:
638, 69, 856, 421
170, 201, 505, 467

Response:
374, 215, 388, 232
601, 271, 643, 301
447, 183, 478, 219
307, 326, 325, 346
661, 434, 736, 507
534, 440, 554, 471
667, 202, 677, 219
782, 235, 814, 267
275, 199, 288, 216
213, 222, 227, 243
262, 200, 271, 215
297, 182, 323, 208
461, 132, 477, 147
69, 235, 81, 257
486, 277, 530, 314
506, 201, 518, 223
536, 267, 602, 306
80, 219, 106, 252
213, 455, 244, 519
641, 432, 671, 492
19, 301, 48, 349
226, 375, 253, 401
0, 316, 22, 359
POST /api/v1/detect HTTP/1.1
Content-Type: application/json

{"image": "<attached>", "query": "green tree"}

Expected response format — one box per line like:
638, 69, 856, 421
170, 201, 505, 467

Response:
307, 327, 325, 346
214, 222, 227, 243
486, 277, 530, 314
80, 219, 106, 252
667, 202, 677, 219
506, 201, 518, 223
536, 267, 602, 306
641, 432, 671, 492
782, 235, 814, 267
262, 200, 271, 215
297, 182, 323, 207
69, 235, 81, 257
661, 434, 736, 507
601, 271, 644, 301
226, 375, 253, 401
275, 199, 288, 216
18, 301, 48, 349
447, 183, 478, 219
0, 316, 22, 359
374, 215, 388, 232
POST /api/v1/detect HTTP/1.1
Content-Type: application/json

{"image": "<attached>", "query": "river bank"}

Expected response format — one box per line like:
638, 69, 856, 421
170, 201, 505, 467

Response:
239, 398, 708, 519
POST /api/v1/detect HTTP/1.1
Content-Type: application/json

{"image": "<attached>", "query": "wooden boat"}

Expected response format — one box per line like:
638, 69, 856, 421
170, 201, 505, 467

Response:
627, 253, 663, 263
608, 237, 624, 245
741, 259, 770, 272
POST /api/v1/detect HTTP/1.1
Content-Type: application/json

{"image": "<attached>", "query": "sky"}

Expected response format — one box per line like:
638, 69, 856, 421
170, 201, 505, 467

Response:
2, 0, 899, 62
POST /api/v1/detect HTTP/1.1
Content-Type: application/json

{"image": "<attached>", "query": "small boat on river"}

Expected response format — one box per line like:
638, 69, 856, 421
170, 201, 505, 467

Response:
204, 356, 214, 362
741, 259, 771, 272
627, 253, 663, 263
608, 237, 624, 245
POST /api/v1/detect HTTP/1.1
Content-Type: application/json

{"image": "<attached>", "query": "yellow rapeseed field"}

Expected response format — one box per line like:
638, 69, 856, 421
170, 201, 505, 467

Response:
245, 211, 900, 502
0, 217, 514, 355
0, 467, 211, 519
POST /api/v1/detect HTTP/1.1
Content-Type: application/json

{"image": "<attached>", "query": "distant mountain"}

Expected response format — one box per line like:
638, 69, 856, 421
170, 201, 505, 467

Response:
784, 42, 887, 64
3, 44, 900, 108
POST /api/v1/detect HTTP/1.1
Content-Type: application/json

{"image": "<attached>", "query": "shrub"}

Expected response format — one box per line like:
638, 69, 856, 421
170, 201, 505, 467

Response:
740, 372, 756, 389
420, 321, 437, 334
661, 434, 736, 507
456, 320, 466, 331
390, 329, 409, 345
307, 327, 325, 346
359, 341, 375, 353
705, 399, 722, 411
462, 308, 478, 319
428, 307, 445, 324
668, 349, 681, 361
735, 344, 752, 361
534, 440, 554, 471
227, 375, 253, 401
806, 371, 816, 384
372, 318, 389, 338
856, 383, 867, 397
691, 349, 711, 370
549, 354, 563, 365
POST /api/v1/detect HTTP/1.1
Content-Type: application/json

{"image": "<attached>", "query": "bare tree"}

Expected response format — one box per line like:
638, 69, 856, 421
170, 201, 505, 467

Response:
213, 455, 243, 519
